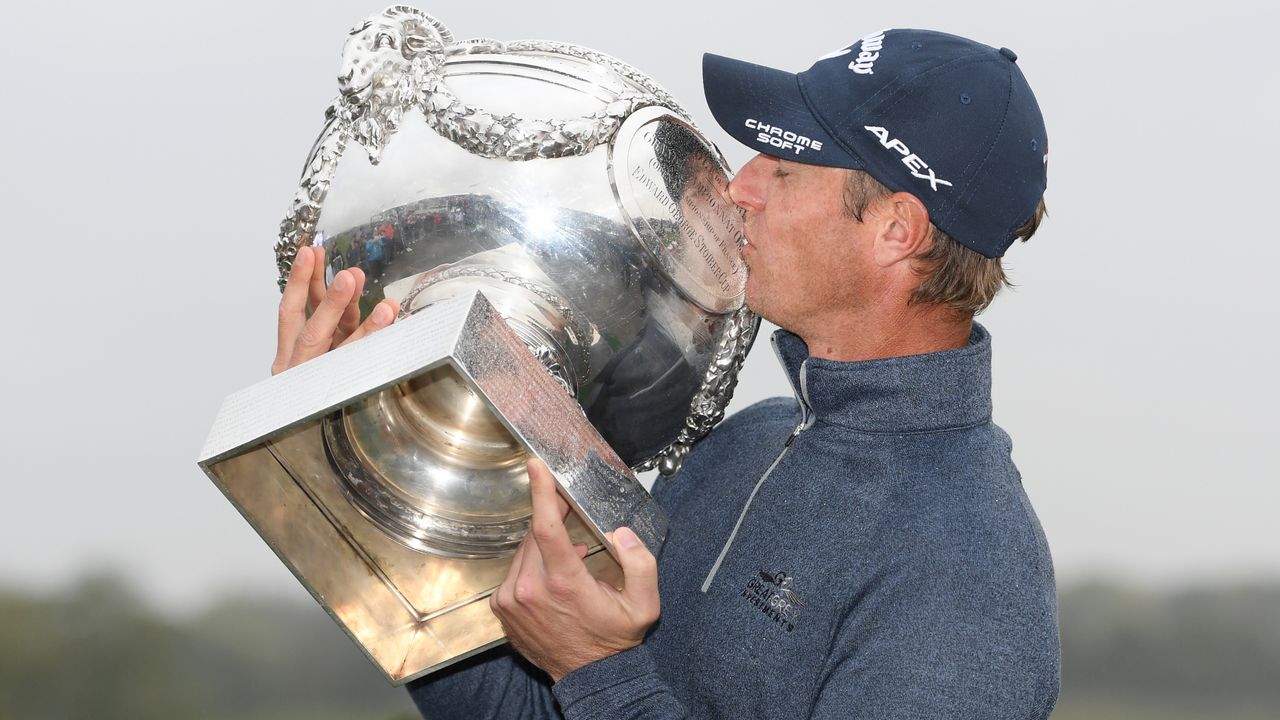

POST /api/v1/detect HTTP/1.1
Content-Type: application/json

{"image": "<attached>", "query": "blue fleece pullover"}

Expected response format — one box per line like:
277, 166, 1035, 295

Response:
408, 324, 1059, 719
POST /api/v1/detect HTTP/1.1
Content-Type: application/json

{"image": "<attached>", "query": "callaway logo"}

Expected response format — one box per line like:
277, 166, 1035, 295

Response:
745, 118, 824, 156
741, 569, 807, 633
816, 29, 889, 75
864, 126, 953, 191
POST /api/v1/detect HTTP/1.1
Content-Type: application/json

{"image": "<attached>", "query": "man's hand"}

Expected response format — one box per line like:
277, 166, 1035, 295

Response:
490, 459, 660, 682
271, 246, 400, 375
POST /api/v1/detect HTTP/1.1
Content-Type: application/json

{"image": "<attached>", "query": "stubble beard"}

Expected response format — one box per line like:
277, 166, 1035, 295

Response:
742, 269, 790, 331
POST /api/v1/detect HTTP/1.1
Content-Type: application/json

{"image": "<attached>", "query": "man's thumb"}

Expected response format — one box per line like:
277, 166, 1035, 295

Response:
613, 527, 659, 616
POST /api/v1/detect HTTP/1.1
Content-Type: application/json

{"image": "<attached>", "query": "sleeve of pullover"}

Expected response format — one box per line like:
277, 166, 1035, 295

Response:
406, 644, 688, 720
406, 646, 563, 720
551, 645, 688, 719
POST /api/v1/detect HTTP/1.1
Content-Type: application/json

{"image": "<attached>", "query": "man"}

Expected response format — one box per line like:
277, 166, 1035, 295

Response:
275, 28, 1058, 719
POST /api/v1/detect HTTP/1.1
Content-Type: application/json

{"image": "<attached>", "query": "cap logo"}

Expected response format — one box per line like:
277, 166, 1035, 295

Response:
814, 29, 891, 74
849, 29, 888, 75
745, 118, 823, 156
864, 126, 953, 191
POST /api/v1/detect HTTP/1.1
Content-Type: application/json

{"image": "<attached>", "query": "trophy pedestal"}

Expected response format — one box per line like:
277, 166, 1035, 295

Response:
199, 292, 659, 684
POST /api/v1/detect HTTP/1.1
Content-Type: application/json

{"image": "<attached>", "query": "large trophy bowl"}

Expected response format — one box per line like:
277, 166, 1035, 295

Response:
200, 5, 757, 684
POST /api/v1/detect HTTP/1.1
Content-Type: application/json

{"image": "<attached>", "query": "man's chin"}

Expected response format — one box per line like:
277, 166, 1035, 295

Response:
743, 290, 779, 326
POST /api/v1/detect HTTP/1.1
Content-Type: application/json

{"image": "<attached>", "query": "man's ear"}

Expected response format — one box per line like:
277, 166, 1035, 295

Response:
872, 192, 932, 268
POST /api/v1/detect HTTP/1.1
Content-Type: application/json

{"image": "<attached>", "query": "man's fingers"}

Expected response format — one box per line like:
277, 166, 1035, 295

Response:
306, 246, 327, 314
289, 269, 355, 367
491, 537, 528, 613
526, 458, 581, 574
611, 527, 660, 621
508, 536, 528, 582
336, 298, 398, 348
332, 267, 366, 345
273, 247, 314, 375
516, 530, 546, 593
529, 458, 570, 518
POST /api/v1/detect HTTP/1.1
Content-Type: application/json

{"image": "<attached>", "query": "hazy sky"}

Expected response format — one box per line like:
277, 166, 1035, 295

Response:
2, 0, 1276, 613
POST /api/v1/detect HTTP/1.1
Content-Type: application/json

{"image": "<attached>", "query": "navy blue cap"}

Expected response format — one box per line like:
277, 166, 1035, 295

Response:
704, 29, 1048, 258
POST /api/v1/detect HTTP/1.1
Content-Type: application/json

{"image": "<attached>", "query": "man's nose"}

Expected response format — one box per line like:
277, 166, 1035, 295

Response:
728, 154, 770, 212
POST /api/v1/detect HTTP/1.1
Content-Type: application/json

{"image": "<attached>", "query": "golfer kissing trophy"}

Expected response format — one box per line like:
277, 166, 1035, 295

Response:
198, 5, 757, 684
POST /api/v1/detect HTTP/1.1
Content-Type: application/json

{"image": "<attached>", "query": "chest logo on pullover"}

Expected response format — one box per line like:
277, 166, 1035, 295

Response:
742, 570, 807, 633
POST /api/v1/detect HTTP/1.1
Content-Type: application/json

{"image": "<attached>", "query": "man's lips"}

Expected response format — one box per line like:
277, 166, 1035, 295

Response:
737, 224, 755, 269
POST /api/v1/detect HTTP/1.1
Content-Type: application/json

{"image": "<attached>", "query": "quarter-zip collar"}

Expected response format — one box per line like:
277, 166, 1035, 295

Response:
770, 333, 815, 443
772, 323, 993, 434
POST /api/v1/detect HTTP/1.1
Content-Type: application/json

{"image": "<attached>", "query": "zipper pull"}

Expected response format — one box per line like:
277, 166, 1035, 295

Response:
784, 423, 804, 447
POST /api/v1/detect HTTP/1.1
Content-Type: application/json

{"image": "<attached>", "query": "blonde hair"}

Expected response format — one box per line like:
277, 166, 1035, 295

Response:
842, 170, 1047, 315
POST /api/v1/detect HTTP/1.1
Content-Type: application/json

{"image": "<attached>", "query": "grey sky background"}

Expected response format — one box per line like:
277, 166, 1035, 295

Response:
1, 0, 1276, 614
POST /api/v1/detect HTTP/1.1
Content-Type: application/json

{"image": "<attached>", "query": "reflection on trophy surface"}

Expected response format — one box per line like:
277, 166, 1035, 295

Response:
200, 4, 757, 683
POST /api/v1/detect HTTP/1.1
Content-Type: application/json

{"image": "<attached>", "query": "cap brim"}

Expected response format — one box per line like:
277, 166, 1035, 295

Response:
702, 53, 861, 169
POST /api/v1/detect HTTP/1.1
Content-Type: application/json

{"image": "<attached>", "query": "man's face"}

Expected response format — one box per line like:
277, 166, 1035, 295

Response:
728, 154, 873, 331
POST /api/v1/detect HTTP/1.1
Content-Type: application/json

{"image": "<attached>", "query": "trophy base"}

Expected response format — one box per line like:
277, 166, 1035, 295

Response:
198, 292, 660, 684
210, 422, 620, 683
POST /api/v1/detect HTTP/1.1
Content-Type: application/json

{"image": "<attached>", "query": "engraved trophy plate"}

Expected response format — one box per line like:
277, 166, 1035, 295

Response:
610, 106, 747, 314
201, 5, 760, 684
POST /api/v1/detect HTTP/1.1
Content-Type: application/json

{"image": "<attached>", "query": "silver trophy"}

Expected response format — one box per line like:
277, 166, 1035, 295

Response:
199, 5, 756, 683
